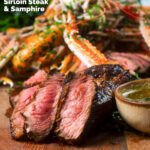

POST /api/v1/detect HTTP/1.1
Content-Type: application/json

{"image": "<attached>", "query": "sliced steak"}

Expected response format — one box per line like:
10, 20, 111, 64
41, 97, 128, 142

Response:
56, 73, 96, 141
108, 55, 138, 71
9, 87, 23, 108
56, 64, 132, 142
107, 52, 150, 73
23, 70, 48, 87
23, 71, 65, 141
10, 85, 39, 140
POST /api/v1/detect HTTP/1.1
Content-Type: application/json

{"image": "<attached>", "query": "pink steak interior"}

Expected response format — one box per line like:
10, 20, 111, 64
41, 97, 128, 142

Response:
11, 85, 39, 138
24, 70, 48, 86
24, 74, 64, 137
58, 75, 95, 140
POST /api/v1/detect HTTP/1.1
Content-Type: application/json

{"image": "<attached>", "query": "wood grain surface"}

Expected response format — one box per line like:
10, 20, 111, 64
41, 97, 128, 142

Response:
0, 87, 150, 150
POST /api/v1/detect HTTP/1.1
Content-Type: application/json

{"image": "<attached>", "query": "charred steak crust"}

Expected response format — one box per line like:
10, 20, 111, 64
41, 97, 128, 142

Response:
10, 118, 27, 141
84, 64, 126, 80
55, 64, 132, 143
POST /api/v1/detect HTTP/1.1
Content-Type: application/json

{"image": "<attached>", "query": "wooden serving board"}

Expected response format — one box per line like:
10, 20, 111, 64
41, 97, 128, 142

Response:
1, 87, 150, 150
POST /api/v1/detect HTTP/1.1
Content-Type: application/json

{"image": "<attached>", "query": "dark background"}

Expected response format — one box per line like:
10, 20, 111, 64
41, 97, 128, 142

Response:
0, 0, 51, 32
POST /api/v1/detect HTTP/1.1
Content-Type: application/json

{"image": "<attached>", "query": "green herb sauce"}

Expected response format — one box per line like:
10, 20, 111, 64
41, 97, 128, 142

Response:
123, 88, 150, 103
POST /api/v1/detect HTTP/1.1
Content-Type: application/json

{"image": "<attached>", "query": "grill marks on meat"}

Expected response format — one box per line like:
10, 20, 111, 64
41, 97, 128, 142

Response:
56, 64, 132, 142
10, 85, 39, 140
56, 73, 96, 140
23, 72, 65, 141
23, 70, 48, 87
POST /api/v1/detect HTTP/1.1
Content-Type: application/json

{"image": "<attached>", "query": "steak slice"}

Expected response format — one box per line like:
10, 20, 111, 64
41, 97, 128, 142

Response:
9, 87, 23, 108
56, 64, 132, 142
107, 52, 150, 74
23, 70, 48, 87
10, 85, 39, 140
23, 71, 65, 141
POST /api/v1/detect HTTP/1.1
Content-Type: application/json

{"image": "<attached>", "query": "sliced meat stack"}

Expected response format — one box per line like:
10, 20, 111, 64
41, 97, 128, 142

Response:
9, 64, 132, 142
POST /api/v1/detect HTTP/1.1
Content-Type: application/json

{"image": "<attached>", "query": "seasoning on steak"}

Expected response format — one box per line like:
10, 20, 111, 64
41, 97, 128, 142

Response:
55, 64, 132, 142
10, 85, 39, 140
23, 70, 48, 87
23, 71, 65, 141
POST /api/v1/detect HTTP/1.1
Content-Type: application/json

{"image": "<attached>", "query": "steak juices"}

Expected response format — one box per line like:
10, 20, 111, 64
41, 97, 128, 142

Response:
10, 64, 132, 142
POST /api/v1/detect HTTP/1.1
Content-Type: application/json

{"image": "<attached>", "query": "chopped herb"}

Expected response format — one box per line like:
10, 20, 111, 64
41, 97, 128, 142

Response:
135, 72, 139, 78
10, 48, 15, 52
22, 44, 27, 49
16, 81, 23, 86
18, 65, 23, 69
145, 14, 150, 27
66, 4, 72, 10
58, 27, 64, 31
67, 33, 70, 39
20, 59, 25, 63
35, 61, 40, 66
37, 30, 42, 36
49, 49, 55, 54
34, 19, 39, 24
31, 49, 36, 57
1, 56, 6, 59
46, 25, 50, 30
53, 22, 61, 26
62, 11, 67, 15
41, 46, 48, 51
6, 88, 12, 93
8, 61, 13, 67
46, 53, 50, 59
0, 80, 4, 83
40, 34, 45, 39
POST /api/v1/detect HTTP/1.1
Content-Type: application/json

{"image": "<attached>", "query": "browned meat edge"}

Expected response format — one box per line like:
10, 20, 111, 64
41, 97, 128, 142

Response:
55, 64, 132, 143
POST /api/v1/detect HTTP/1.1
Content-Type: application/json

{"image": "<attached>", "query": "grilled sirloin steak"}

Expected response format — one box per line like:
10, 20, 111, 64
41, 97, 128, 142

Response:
10, 64, 132, 142
55, 64, 132, 142
10, 85, 39, 140
23, 71, 65, 141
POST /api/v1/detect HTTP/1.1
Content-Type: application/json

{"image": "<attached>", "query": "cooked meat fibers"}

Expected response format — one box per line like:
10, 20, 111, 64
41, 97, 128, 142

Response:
56, 64, 132, 142
9, 87, 24, 108
9, 70, 48, 108
23, 71, 65, 141
56, 73, 96, 141
107, 52, 150, 74
10, 85, 39, 140
23, 70, 48, 87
